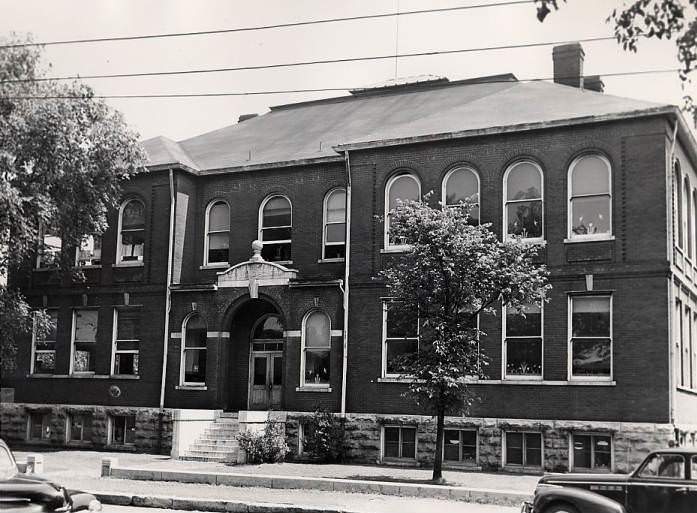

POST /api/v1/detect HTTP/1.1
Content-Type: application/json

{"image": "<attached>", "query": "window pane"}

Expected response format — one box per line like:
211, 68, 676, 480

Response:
254, 315, 283, 340
112, 416, 125, 444
506, 201, 542, 238
572, 156, 610, 196
30, 414, 46, 439
253, 357, 267, 386
184, 348, 206, 383
525, 433, 542, 466
38, 311, 58, 342
506, 338, 542, 376
34, 352, 55, 374
122, 201, 145, 228
75, 310, 97, 342
445, 168, 479, 205
305, 349, 330, 384
593, 436, 612, 470
326, 190, 346, 223
77, 235, 101, 266
263, 197, 291, 227
262, 227, 292, 242
388, 175, 420, 210
73, 344, 96, 372
324, 244, 345, 259
573, 435, 591, 469
461, 431, 477, 464
386, 304, 418, 338
386, 339, 418, 374
261, 242, 291, 262
506, 163, 541, 200
273, 356, 283, 386
117, 311, 140, 340
115, 353, 138, 375
208, 202, 229, 232
185, 328, 207, 348
506, 432, 523, 465
384, 427, 400, 458
571, 196, 610, 236
572, 338, 611, 376
120, 231, 144, 261
39, 234, 61, 267
326, 223, 346, 243
208, 231, 229, 253
444, 430, 461, 461
401, 428, 416, 459
572, 297, 611, 337
125, 416, 136, 444
305, 312, 330, 348
506, 304, 541, 336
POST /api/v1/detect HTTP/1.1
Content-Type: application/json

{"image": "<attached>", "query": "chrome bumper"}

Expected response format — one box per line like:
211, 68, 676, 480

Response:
520, 501, 533, 513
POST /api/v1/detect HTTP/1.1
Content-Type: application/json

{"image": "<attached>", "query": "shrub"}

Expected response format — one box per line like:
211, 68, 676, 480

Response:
237, 422, 289, 464
302, 407, 346, 463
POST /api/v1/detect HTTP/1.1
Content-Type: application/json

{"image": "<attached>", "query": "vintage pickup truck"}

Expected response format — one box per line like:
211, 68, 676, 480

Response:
521, 448, 697, 513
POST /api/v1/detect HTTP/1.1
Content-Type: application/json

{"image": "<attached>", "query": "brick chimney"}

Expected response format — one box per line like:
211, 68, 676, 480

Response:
553, 43, 584, 89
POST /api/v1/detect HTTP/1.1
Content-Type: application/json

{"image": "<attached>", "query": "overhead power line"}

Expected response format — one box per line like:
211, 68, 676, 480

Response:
3, 68, 680, 100
1, 36, 617, 84
0, 0, 535, 50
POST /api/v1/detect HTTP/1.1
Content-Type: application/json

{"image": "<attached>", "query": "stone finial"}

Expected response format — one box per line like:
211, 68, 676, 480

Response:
251, 240, 264, 262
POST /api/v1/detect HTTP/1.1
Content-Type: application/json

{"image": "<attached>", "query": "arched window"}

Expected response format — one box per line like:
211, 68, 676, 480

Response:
504, 161, 543, 240
259, 195, 292, 262
251, 314, 284, 352
568, 154, 612, 240
204, 200, 230, 266
443, 166, 480, 224
323, 188, 346, 260
117, 199, 145, 263
676, 161, 683, 248
301, 310, 331, 387
685, 178, 692, 259
180, 314, 207, 385
385, 173, 421, 249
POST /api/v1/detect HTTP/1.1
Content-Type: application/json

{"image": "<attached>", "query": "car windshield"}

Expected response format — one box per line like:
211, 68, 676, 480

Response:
0, 446, 16, 478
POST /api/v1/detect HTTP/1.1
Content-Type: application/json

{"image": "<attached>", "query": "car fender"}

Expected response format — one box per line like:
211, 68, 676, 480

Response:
533, 484, 627, 513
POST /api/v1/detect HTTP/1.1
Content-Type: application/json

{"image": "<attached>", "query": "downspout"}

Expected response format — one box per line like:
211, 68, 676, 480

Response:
667, 117, 679, 426
160, 168, 176, 411
340, 151, 352, 416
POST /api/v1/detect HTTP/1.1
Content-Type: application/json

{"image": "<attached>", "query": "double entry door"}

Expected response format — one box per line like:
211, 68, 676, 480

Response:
248, 350, 282, 410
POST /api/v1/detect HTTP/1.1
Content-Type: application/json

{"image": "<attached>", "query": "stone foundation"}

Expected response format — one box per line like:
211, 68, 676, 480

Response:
0, 403, 172, 454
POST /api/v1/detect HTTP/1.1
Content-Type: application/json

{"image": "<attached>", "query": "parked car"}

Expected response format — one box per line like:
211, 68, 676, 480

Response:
521, 447, 697, 513
0, 438, 101, 512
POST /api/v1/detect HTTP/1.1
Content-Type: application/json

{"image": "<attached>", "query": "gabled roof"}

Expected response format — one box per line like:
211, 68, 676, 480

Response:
142, 75, 673, 174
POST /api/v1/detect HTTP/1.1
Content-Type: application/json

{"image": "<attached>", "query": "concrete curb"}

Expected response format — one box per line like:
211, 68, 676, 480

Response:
102, 464, 530, 506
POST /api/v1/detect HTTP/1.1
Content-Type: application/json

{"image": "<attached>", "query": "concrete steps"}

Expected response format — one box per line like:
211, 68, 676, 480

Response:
180, 411, 241, 463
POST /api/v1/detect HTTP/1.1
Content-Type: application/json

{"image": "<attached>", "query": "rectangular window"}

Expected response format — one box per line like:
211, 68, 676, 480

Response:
36, 233, 61, 268
28, 412, 49, 441
67, 413, 92, 443
383, 426, 417, 460
569, 295, 612, 379
31, 310, 58, 375
109, 415, 136, 446
113, 308, 140, 376
504, 304, 542, 378
382, 301, 419, 377
572, 434, 612, 471
298, 422, 315, 456
71, 309, 98, 374
443, 429, 477, 465
505, 431, 542, 467
682, 305, 692, 388
76, 235, 102, 267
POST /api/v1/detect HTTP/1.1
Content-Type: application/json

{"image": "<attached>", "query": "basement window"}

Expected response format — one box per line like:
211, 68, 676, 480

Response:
443, 429, 478, 465
505, 431, 542, 468
28, 412, 50, 441
572, 433, 612, 472
67, 413, 93, 443
109, 414, 136, 446
383, 426, 417, 460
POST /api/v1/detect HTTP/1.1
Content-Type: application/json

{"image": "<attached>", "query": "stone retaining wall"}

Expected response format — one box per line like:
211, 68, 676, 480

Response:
0, 403, 172, 454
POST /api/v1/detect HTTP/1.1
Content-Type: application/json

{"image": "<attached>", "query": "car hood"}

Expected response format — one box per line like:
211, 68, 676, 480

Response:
539, 473, 630, 485
0, 472, 65, 505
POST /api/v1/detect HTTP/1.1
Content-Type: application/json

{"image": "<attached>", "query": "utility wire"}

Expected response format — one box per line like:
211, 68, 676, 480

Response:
0, 0, 535, 50
3, 68, 680, 100
1, 36, 617, 84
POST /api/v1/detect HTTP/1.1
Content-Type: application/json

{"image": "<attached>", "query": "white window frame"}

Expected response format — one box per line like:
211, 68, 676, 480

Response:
116, 198, 145, 265
686, 177, 693, 261
570, 432, 614, 472
300, 310, 332, 388
442, 428, 479, 465
203, 199, 230, 267
179, 313, 207, 386
66, 413, 91, 443
381, 425, 418, 461
381, 300, 419, 378
35, 230, 61, 269
676, 161, 684, 250
74, 234, 102, 267
503, 160, 544, 242
503, 431, 543, 468
69, 308, 98, 375
30, 309, 58, 375
503, 303, 543, 380
384, 173, 421, 251
108, 414, 136, 446
568, 294, 613, 382
258, 194, 292, 263
27, 412, 50, 441
567, 154, 613, 242
322, 188, 347, 261
111, 308, 140, 376
442, 166, 480, 223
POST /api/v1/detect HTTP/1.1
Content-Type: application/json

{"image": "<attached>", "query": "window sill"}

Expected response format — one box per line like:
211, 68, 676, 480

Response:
27, 373, 58, 378
176, 385, 208, 390
73, 265, 103, 270
112, 262, 144, 268
506, 237, 546, 245
69, 372, 96, 378
200, 264, 228, 270
380, 246, 410, 254
33, 267, 59, 272
472, 379, 616, 386
296, 386, 332, 392
568, 378, 615, 385
677, 385, 697, 396
563, 236, 615, 244
503, 375, 543, 382
317, 258, 345, 264
109, 374, 140, 380
377, 376, 425, 384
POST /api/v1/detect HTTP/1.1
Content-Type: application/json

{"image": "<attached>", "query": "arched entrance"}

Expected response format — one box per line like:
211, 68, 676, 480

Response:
226, 297, 284, 411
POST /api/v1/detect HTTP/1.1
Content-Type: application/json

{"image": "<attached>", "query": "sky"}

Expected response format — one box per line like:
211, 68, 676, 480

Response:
0, 0, 691, 142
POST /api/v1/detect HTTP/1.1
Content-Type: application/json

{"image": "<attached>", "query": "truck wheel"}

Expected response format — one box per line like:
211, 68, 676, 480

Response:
543, 504, 578, 513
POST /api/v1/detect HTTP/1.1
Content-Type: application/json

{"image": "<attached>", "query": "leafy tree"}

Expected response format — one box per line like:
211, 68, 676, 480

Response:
380, 197, 550, 482
535, 0, 697, 120
0, 35, 145, 372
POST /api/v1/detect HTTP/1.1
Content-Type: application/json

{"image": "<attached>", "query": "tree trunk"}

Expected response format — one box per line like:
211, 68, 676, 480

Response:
432, 404, 446, 483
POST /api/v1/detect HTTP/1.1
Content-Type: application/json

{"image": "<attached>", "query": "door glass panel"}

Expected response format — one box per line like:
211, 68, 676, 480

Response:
253, 357, 267, 386
573, 435, 592, 469
273, 356, 283, 386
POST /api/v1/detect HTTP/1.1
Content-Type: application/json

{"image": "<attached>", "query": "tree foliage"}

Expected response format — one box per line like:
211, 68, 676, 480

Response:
535, 0, 697, 121
380, 197, 550, 480
0, 35, 146, 371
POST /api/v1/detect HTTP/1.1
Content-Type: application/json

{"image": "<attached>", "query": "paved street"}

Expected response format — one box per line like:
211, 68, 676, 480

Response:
104, 503, 519, 513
